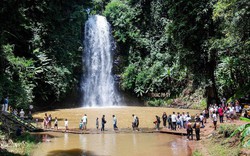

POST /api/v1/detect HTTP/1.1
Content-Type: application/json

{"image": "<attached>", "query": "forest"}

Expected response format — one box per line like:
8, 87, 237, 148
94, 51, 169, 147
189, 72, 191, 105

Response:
0, 0, 249, 109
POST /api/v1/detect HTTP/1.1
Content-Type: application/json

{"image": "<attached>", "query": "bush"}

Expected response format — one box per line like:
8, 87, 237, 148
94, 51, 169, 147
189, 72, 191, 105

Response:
218, 124, 237, 138
147, 99, 164, 107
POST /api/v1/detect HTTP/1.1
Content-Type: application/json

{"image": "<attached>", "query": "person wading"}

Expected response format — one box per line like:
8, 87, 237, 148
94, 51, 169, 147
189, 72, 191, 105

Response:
101, 115, 106, 131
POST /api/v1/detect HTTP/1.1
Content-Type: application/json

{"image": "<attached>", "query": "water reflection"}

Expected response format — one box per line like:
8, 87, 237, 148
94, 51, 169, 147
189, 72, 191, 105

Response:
64, 133, 68, 147
47, 148, 86, 156
32, 133, 191, 156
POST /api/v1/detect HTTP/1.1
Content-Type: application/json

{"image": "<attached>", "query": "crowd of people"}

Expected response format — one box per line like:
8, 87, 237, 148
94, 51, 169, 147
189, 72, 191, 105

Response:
41, 113, 141, 132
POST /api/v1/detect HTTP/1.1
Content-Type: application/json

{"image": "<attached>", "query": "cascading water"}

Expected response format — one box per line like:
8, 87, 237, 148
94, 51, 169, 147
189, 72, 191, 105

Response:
81, 15, 121, 107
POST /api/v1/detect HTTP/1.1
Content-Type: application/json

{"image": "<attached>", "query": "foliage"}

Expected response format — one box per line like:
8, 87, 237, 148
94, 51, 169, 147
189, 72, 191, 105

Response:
239, 117, 250, 123
212, 0, 250, 97
103, 0, 249, 106
230, 123, 250, 147
218, 124, 238, 137
0, 0, 86, 108
105, 0, 189, 98
147, 98, 164, 107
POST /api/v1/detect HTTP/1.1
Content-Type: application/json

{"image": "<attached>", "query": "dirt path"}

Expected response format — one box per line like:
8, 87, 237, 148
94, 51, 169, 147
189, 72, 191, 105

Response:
187, 119, 248, 156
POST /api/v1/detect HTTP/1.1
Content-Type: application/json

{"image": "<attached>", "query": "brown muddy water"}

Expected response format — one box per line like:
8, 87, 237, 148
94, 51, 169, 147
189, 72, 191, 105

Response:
32, 107, 199, 156
32, 132, 191, 156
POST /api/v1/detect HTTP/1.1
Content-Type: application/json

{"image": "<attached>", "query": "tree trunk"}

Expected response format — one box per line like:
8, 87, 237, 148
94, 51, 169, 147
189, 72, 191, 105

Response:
206, 49, 219, 108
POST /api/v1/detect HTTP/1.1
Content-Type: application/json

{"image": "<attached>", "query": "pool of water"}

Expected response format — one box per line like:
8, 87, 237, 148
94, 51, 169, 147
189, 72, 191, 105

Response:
31, 107, 199, 156
33, 106, 199, 130
32, 132, 191, 156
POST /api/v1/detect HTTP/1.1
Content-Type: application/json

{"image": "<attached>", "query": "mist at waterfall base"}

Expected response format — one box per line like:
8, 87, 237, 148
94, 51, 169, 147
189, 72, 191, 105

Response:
81, 15, 136, 107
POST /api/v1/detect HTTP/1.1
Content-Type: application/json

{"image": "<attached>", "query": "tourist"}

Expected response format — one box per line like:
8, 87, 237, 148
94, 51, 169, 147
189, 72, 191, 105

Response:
132, 114, 139, 131
199, 113, 204, 127
79, 119, 83, 130
19, 109, 25, 120
193, 120, 200, 140
225, 107, 230, 122
182, 112, 187, 128
155, 115, 161, 130
212, 111, 217, 130
171, 112, 177, 131
229, 104, 235, 122
162, 112, 167, 128
186, 113, 191, 122
43, 113, 48, 129
3, 96, 9, 112
186, 121, 193, 140
176, 115, 181, 130
179, 113, 184, 129
194, 114, 199, 122
204, 108, 209, 123
209, 105, 214, 118
48, 114, 52, 129
54, 117, 58, 130
136, 116, 139, 129
13, 108, 18, 116
82, 114, 88, 130
167, 115, 172, 129
96, 117, 99, 129
64, 119, 69, 132
218, 106, 224, 123
235, 101, 241, 117
27, 111, 33, 121
101, 115, 106, 131
113, 115, 118, 130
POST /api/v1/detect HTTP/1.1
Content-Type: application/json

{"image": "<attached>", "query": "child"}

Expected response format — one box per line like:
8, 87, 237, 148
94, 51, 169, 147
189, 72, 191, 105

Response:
54, 117, 58, 130
64, 119, 68, 132
96, 117, 99, 129
79, 119, 83, 130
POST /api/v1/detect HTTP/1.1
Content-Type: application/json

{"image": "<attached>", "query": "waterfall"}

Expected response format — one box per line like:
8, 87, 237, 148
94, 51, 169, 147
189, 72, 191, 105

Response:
81, 15, 121, 107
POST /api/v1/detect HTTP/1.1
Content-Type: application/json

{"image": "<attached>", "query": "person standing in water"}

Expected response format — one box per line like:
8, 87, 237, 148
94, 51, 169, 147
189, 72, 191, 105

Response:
64, 119, 69, 132
113, 115, 118, 130
162, 112, 167, 128
82, 114, 88, 130
54, 117, 58, 130
101, 115, 106, 131
96, 117, 99, 130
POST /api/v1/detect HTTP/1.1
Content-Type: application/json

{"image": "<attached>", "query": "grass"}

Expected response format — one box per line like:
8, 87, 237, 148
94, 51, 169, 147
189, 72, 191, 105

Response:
202, 124, 241, 156
192, 150, 203, 156
206, 138, 241, 156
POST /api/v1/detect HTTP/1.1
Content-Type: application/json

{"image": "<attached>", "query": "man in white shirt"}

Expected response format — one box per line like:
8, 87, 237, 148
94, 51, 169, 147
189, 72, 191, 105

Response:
113, 115, 118, 130
82, 114, 88, 130
171, 112, 177, 131
212, 111, 217, 130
